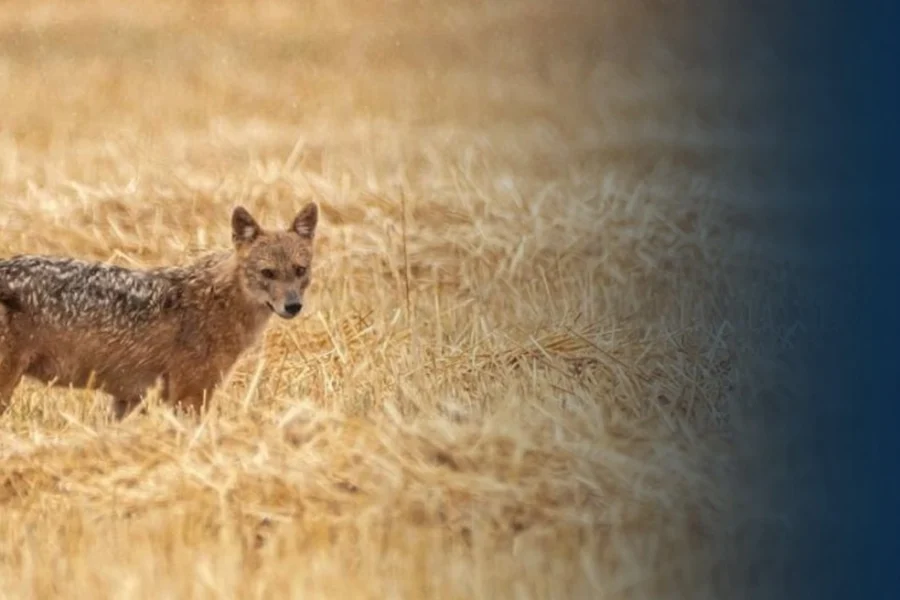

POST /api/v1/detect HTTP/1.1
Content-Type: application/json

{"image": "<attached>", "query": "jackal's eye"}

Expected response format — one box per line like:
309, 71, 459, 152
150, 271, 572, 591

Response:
294, 265, 307, 277
260, 268, 276, 279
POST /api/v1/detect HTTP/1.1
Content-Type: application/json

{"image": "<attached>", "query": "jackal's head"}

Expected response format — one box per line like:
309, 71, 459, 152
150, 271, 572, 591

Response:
231, 202, 318, 319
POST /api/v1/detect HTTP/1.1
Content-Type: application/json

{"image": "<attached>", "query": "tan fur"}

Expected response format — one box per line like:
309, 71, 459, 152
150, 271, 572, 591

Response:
0, 203, 319, 419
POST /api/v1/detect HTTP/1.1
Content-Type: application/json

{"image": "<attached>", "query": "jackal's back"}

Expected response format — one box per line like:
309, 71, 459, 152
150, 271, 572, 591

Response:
0, 254, 179, 330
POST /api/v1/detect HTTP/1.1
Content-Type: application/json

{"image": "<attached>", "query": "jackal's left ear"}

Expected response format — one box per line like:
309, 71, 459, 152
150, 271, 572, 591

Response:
232, 206, 262, 245
291, 202, 319, 240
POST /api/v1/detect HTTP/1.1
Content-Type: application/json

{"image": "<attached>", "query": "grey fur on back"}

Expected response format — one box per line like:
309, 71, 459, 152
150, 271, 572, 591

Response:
0, 254, 182, 330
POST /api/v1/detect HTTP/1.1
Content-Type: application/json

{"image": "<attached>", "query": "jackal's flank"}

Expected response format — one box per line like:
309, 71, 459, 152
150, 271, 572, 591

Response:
0, 202, 319, 419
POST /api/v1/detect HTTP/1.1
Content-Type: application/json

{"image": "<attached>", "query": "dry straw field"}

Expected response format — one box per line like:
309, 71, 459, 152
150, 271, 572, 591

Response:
0, 0, 794, 598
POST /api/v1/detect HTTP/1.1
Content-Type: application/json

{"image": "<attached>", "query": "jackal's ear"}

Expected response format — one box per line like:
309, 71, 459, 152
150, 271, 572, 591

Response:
232, 206, 262, 245
291, 202, 319, 240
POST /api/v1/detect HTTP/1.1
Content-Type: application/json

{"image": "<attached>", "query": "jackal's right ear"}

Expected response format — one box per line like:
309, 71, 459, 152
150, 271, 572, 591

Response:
232, 206, 262, 245
291, 202, 319, 240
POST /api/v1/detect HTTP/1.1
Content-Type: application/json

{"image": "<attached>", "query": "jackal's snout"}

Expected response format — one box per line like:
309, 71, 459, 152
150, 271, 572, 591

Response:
266, 293, 304, 319
279, 290, 303, 319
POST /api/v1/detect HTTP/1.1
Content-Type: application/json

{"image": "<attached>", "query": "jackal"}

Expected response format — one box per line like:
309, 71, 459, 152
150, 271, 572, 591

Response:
0, 202, 318, 419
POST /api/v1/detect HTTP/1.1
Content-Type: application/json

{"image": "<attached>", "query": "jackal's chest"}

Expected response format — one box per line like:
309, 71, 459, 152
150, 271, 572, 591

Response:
175, 310, 270, 368
204, 321, 269, 362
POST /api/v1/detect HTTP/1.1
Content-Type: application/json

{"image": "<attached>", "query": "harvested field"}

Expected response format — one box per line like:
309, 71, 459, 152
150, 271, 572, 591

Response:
0, 1, 795, 598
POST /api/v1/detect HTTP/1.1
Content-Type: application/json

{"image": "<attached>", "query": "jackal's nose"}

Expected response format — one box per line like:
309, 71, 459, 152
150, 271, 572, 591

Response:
284, 302, 303, 316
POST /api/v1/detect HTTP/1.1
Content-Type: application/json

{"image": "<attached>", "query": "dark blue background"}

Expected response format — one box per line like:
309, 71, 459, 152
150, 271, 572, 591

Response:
731, 0, 900, 597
